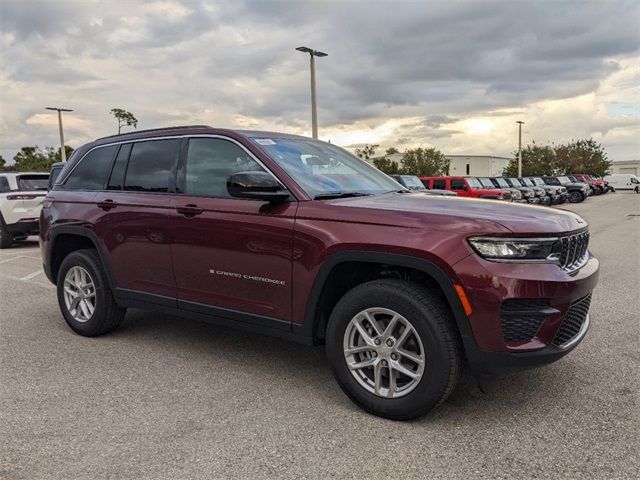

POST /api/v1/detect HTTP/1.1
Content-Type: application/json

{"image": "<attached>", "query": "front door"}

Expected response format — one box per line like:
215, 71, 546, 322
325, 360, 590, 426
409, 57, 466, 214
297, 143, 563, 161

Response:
169, 136, 296, 321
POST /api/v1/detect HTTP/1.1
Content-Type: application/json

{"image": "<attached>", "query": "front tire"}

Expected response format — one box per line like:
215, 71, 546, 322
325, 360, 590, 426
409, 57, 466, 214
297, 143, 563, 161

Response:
326, 279, 461, 420
56, 249, 126, 336
569, 191, 583, 203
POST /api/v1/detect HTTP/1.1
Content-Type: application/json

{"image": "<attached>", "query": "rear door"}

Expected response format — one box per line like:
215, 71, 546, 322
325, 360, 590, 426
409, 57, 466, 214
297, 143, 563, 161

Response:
169, 136, 296, 321
92, 139, 179, 301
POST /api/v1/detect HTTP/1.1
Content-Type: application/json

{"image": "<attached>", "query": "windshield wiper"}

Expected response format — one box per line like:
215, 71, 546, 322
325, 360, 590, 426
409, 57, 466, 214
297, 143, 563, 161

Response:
314, 192, 372, 200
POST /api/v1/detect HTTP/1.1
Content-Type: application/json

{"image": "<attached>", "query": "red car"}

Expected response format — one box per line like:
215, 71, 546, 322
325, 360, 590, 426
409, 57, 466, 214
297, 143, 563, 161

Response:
421, 176, 512, 201
571, 174, 606, 195
40, 126, 598, 420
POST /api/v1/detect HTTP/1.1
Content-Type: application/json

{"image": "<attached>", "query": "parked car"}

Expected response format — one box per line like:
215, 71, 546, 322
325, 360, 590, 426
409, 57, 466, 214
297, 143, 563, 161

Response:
48, 162, 66, 190
521, 177, 565, 205
568, 174, 605, 195
492, 177, 538, 204
542, 176, 590, 203
603, 173, 640, 193
477, 177, 526, 203
41, 126, 599, 420
0, 172, 49, 248
390, 175, 457, 196
420, 176, 512, 201
506, 177, 551, 205
529, 177, 568, 204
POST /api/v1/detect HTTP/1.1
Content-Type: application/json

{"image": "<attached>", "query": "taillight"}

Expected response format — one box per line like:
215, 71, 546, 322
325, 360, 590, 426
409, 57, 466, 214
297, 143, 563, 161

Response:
7, 194, 39, 200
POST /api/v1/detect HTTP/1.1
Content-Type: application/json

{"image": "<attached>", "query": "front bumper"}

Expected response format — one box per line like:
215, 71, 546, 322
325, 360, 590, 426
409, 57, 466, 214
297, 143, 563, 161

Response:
451, 253, 599, 374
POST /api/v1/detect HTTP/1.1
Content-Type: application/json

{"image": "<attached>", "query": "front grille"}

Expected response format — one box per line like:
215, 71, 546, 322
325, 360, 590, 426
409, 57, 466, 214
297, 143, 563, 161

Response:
552, 294, 592, 347
559, 231, 590, 273
501, 299, 551, 342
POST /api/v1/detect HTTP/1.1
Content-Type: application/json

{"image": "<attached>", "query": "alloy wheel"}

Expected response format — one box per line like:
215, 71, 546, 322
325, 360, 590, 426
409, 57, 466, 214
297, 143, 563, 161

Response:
63, 266, 97, 323
343, 308, 425, 398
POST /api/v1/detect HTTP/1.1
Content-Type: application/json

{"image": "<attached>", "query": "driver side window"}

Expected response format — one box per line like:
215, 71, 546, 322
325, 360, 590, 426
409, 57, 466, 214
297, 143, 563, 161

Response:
450, 179, 465, 190
185, 138, 265, 198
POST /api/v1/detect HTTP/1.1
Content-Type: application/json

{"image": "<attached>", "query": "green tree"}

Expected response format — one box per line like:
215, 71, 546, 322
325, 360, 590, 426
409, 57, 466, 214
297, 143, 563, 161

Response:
385, 147, 400, 155
372, 157, 400, 174
110, 108, 138, 134
354, 144, 379, 160
554, 138, 611, 177
0, 154, 5, 171
504, 142, 556, 177
11, 145, 74, 172
400, 147, 449, 176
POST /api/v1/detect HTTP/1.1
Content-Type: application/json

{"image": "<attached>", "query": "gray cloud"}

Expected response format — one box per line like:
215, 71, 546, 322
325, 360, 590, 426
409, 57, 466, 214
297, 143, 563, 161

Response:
1, 0, 638, 162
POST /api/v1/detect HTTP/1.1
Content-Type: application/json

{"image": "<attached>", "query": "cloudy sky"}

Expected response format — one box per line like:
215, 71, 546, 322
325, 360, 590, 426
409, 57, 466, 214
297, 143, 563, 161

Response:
1, 0, 639, 163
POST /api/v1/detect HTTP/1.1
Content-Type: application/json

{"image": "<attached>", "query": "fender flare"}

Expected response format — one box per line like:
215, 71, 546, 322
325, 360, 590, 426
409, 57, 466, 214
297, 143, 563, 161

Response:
294, 250, 477, 352
47, 225, 117, 289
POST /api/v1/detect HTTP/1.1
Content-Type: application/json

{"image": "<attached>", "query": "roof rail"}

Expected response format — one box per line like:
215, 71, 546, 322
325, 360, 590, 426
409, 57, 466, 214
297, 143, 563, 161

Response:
96, 125, 212, 141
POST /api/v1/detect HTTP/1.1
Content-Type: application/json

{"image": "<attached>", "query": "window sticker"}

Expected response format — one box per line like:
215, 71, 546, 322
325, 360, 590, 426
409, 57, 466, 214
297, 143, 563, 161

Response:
254, 138, 276, 145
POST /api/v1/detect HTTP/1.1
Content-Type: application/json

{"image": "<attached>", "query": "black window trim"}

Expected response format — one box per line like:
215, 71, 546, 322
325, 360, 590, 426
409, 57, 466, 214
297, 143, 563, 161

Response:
58, 134, 294, 199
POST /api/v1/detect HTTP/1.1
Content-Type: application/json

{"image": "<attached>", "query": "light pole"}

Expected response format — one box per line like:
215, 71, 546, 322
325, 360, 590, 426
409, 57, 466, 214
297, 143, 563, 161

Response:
296, 46, 327, 139
516, 120, 525, 177
46, 107, 73, 162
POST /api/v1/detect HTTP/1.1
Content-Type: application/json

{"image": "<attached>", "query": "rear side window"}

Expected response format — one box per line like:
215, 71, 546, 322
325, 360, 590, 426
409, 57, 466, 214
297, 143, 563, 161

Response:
450, 179, 465, 190
433, 179, 446, 189
184, 138, 264, 198
0, 176, 10, 193
107, 144, 132, 190
63, 146, 118, 190
125, 140, 179, 192
18, 175, 49, 191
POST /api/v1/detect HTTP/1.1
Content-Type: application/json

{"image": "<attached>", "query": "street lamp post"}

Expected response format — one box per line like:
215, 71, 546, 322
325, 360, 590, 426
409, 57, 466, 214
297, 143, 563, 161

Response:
516, 120, 525, 177
296, 46, 327, 139
45, 107, 73, 162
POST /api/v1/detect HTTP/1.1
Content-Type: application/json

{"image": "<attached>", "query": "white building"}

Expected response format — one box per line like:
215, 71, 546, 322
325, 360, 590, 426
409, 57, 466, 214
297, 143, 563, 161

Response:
446, 155, 511, 177
609, 160, 640, 176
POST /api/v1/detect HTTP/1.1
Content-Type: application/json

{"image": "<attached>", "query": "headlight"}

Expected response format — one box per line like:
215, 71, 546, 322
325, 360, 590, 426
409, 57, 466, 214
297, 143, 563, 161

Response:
468, 237, 561, 262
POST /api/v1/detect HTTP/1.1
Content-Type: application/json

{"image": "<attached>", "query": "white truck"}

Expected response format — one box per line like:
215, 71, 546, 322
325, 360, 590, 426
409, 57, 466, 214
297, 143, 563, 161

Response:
603, 173, 640, 193
0, 172, 50, 248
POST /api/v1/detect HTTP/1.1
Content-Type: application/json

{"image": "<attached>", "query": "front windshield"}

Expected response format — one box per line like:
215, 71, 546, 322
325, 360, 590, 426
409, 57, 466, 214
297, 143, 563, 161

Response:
520, 178, 534, 187
478, 177, 495, 188
508, 177, 523, 187
558, 176, 571, 185
494, 177, 509, 188
251, 137, 402, 197
467, 177, 482, 188
532, 177, 545, 186
399, 175, 426, 189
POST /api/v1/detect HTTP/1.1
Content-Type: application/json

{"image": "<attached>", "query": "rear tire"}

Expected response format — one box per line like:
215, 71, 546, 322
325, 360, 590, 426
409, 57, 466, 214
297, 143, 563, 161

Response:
0, 215, 13, 249
56, 249, 126, 336
326, 279, 462, 420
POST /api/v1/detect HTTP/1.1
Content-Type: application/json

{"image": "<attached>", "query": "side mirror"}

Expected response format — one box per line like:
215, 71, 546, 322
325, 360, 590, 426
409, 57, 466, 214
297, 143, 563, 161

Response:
227, 171, 290, 202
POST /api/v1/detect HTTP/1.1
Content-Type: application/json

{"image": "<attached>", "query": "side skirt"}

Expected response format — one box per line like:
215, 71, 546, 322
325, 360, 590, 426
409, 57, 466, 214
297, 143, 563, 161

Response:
114, 288, 314, 345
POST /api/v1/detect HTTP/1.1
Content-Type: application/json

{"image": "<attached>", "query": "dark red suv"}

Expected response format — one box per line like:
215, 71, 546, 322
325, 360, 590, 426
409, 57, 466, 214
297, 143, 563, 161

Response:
40, 126, 599, 419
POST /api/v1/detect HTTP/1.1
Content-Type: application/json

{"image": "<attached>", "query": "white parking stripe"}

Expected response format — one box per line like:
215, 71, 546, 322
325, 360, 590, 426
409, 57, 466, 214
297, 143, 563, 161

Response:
21, 270, 44, 280
0, 271, 55, 289
0, 256, 22, 265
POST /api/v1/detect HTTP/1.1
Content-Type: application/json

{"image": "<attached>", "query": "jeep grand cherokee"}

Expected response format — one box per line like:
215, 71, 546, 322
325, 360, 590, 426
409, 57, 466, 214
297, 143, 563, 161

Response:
40, 126, 599, 420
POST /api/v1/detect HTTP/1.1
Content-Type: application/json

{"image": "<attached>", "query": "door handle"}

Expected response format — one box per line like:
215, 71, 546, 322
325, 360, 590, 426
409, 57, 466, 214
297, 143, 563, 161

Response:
97, 199, 117, 210
176, 204, 204, 216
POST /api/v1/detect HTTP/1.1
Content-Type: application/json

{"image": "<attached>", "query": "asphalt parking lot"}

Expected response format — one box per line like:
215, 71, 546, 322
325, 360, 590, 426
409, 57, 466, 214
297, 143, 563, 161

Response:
1, 192, 639, 479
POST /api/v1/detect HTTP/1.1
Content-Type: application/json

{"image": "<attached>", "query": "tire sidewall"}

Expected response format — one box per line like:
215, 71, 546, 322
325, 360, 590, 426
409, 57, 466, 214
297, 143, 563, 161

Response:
56, 250, 110, 335
326, 281, 455, 419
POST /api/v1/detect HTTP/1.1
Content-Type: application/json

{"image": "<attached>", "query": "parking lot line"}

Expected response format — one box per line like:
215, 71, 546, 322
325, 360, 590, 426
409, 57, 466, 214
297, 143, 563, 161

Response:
20, 269, 44, 281
0, 256, 22, 265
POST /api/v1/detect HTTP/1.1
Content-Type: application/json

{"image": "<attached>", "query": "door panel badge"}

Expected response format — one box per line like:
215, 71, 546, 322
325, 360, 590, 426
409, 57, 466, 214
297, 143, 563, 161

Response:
209, 268, 286, 286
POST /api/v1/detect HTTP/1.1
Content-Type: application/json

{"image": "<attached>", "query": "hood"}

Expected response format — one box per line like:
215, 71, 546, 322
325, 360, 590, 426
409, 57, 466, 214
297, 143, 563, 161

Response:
324, 192, 587, 234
